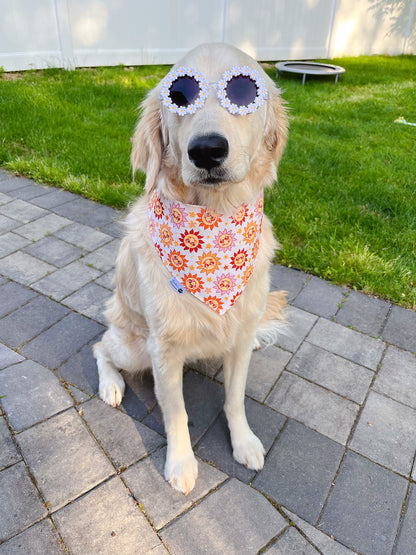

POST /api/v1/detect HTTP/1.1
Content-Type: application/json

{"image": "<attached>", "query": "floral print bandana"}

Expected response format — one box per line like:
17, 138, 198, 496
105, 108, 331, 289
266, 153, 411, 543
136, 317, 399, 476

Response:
149, 191, 264, 315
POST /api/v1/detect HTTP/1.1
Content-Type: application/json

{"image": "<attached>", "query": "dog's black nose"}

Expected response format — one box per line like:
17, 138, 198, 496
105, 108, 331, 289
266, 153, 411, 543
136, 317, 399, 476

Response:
188, 134, 229, 171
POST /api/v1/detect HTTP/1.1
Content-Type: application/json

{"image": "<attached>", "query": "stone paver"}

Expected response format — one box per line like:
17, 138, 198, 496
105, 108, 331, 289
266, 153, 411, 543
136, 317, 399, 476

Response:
270, 264, 310, 300
0, 416, 21, 469
19, 312, 104, 369
349, 391, 416, 476
80, 239, 121, 272
382, 304, 416, 352
292, 275, 347, 318
7, 183, 49, 201
14, 213, 70, 241
266, 526, 319, 554
319, 451, 407, 555
0, 295, 69, 349
53, 477, 162, 554
253, 419, 344, 523
32, 260, 101, 301
287, 341, 374, 404
62, 282, 112, 324
1, 251, 55, 285
0, 360, 73, 431
17, 409, 114, 511
160, 478, 288, 553
0, 462, 47, 542
23, 236, 85, 267
266, 372, 359, 444
373, 346, 416, 409
395, 483, 416, 555
0, 198, 47, 223
0, 342, 24, 369
81, 397, 165, 469
275, 305, 318, 352
0, 280, 37, 318
336, 290, 391, 336
54, 221, 113, 251
0, 519, 66, 555
0, 213, 19, 233
307, 317, 385, 370
0, 231, 30, 258
1, 172, 416, 554
30, 188, 77, 209
283, 509, 354, 554
123, 446, 227, 530
53, 198, 119, 228
196, 398, 286, 482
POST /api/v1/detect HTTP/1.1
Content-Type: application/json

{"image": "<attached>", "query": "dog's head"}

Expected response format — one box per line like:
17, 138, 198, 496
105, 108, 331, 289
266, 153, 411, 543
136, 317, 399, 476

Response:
132, 43, 288, 205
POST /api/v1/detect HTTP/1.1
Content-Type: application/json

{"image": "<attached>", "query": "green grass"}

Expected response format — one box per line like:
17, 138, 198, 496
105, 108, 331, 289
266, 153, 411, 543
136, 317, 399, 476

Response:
0, 57, 415, 308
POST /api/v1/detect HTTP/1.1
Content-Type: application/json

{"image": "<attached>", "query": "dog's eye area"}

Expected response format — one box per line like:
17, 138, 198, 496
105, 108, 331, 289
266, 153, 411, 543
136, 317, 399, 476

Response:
169, 76, 200, 107
225, 75, 258, 107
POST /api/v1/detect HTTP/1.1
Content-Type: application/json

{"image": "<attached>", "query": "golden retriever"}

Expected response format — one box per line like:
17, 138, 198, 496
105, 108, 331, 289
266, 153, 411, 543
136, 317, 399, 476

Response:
93, 43, 288, 495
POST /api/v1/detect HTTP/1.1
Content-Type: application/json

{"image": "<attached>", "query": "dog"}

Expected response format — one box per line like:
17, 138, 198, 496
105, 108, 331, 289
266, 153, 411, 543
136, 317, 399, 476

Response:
93, 43, 288, 495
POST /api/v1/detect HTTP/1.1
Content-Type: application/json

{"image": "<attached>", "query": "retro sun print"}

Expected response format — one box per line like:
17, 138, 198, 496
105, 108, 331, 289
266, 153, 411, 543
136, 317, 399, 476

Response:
149, 191, 263, 314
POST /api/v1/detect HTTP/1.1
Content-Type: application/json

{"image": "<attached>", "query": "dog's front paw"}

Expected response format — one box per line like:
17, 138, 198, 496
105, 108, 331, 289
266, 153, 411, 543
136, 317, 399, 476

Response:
99, 374, 125, 407
165, 452, 198, 495
232, 432, 265, 471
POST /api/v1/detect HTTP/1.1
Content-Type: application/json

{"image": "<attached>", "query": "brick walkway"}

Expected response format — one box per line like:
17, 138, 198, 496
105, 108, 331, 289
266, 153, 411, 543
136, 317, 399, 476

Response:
1, 169, 416, 554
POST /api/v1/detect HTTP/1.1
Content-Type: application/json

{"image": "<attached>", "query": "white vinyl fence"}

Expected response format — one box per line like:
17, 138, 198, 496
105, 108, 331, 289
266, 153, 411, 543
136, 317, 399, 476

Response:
1, 0, 415, 72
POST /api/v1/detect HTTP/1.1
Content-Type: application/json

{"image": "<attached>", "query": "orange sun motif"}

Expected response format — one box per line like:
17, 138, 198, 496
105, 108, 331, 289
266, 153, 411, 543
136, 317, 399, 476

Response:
243, 222, 259, 244
203, 295, 224, 314
196, 208, 222, 230
183, 273, 204, 293
167, 250, 188, 272
242, 264, 254, 286
231, 204, 248, 225
159, 224, 173, 247
256, 196, 264, 214
197, 251, 221, 275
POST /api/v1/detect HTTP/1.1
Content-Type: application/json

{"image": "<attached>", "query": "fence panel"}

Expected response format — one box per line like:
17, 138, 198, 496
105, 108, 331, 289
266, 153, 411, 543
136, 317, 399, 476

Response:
0, 0, 414, 71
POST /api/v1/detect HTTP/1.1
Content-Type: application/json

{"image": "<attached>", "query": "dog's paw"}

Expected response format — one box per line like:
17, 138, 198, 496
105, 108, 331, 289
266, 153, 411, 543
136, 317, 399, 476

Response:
232, 432, 265, 471
99, 374, 125, 407
165, 452, 198, 495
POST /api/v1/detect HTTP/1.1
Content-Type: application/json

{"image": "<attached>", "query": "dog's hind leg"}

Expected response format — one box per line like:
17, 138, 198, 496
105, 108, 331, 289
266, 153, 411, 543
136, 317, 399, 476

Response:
93, 325, 151, 407
254, 290, 287, 349
93, 339, 126, 407
223, 324, 265, 471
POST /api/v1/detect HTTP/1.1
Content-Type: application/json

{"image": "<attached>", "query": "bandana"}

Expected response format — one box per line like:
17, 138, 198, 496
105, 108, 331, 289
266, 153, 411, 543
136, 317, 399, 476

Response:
149, 191, 264, 315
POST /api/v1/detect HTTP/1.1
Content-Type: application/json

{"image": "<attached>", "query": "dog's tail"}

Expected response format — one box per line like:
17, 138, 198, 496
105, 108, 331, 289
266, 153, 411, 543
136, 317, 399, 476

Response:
254, 290, 288, 349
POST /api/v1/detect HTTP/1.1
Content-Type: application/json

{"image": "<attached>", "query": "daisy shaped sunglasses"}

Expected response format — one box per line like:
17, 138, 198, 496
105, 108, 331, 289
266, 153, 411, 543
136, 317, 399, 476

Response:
160, 66, 268, 116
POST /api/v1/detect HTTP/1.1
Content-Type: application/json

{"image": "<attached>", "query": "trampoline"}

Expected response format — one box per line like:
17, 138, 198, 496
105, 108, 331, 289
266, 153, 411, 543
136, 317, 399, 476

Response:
275, 61, 345, 85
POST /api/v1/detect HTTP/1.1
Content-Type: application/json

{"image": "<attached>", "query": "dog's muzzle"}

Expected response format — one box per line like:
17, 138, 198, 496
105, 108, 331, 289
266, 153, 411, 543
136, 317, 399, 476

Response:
188, 133, 229, 172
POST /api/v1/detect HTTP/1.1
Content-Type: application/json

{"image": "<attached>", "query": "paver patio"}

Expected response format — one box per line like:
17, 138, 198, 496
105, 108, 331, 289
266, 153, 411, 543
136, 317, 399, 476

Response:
0, 169, 416, 554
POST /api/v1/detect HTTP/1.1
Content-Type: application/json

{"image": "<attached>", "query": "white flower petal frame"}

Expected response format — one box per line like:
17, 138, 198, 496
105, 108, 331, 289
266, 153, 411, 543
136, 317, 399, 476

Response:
217, 66, 269, 116
160, 66, 208, 116
160, 65, 268, 117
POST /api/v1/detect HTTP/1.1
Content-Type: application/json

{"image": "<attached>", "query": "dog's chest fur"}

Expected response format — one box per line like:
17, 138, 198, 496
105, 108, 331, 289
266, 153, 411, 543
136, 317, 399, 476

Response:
118, 195, 276, 359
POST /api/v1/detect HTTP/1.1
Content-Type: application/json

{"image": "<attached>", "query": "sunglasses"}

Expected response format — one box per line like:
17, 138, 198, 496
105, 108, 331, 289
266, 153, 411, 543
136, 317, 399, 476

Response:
160, 66, 268, 117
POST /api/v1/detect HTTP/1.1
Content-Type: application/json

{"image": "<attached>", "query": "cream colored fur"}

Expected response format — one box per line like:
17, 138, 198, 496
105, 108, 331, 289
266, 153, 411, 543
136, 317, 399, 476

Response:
93, 43, 288, 495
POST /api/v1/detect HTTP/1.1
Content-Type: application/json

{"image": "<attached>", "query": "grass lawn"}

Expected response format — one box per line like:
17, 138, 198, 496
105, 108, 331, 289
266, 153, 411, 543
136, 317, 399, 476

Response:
0, 56, 415, 308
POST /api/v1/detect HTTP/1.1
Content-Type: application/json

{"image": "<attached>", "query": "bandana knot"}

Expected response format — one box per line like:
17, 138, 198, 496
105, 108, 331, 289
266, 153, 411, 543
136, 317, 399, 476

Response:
149, 192, 263, 315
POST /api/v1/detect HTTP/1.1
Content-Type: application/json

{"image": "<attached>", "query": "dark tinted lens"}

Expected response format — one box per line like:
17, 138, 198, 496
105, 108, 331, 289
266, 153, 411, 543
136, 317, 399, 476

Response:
170, 76, 200, 107
226, 75, 258, 106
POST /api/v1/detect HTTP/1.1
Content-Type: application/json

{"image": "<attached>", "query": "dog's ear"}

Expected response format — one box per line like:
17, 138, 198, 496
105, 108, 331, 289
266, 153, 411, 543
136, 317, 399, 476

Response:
264, 85, 289, 165
131, 91, 165, 193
